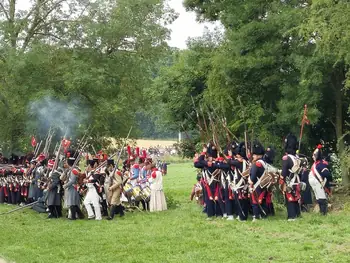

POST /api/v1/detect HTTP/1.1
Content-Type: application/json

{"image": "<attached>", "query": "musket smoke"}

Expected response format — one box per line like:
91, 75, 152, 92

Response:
28, 95, 89, 138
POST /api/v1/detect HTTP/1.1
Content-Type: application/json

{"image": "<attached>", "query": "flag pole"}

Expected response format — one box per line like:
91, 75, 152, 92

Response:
298, 104, 308, 152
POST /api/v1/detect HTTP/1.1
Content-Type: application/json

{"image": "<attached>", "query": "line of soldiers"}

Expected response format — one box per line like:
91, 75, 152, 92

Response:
193, 134, 333, 221
0, 146, 167, 220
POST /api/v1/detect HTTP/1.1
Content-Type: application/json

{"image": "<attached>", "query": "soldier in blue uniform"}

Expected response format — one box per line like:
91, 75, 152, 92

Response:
280, 134, 301, 221
248, 141, 267, 222
309, 144, 333, 215
226, 142, 249, 221
194, 143, 221, 220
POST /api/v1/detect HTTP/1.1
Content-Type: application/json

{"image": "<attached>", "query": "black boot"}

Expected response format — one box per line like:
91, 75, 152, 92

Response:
107, 205, 117, 220
102, 200, 109, 217
76, 206, 85, 219
141, 200, 146, 211
318, 199, 328, 215
70, 206, 77, 220
47, 206, 55, 219
119, 205, 125, 217
56, 206, 62, 218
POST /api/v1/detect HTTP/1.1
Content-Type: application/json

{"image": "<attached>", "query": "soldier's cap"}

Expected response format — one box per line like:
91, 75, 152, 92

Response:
107, 159, 115, 166
252, 141, 265, 155
88, 159, 96, 166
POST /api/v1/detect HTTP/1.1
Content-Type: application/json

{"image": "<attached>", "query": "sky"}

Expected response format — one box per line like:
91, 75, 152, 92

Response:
166, 0, 220, 49
17, 0, 220, 49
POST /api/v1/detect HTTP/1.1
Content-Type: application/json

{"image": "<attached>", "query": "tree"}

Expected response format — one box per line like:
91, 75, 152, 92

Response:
0, 0, 176, 154
160, 0, 350, 184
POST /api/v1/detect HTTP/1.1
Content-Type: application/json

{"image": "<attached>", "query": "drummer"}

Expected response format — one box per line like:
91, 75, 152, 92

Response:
138, 157, 150, 211
129, 157, 139, 187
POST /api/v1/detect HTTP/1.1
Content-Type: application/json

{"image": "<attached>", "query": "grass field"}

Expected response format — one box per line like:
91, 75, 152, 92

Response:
1, 163, 350, 263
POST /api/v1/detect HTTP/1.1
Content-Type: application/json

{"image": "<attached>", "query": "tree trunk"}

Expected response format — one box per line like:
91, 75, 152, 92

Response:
332, 65, 350, 186
9, 0, 17, 48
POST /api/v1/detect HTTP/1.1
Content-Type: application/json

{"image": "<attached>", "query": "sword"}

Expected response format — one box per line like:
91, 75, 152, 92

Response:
251, 190, 267, 216
234, 191, 245, 217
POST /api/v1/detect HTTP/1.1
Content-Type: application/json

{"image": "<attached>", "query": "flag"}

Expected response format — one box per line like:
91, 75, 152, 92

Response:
31, 136, 37, 147
302, 115, 310, 125
301, 105, 310, 125
62, 139, 71, 152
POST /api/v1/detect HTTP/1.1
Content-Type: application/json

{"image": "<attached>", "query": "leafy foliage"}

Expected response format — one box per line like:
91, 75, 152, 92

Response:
151, 0, 350, 184
0, 0, 176, 154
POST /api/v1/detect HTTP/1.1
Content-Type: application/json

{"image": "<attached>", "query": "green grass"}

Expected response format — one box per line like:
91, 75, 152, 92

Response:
160, 154, 192, 164
1, 163, 350, 263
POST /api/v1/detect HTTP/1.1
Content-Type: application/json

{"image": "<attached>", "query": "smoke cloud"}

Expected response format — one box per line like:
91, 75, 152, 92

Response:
29, 95, 90, 138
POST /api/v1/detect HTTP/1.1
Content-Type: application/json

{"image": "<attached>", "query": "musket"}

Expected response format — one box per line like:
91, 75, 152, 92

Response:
53, 130, 67, 171
199, 105, 209, 141
91, 144, 97, 156
113, 127, 133, 173
74, 124, 92, 159
53, 142, 59, 156
190, 96, 206, 141
43, 127, 55, 157
0, 200, 39, 216
180, 123, 193, 143
208, 112, 224, 157
222, 116, 239, 142
92, 127, 133, 173
34, 140, 43, 157
238, 96, 249, 158
73, 141, 89, 167
186, 112, 203, 134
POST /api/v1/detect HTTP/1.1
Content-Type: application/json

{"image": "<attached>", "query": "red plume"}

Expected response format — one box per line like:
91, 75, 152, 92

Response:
317, 144, 322, 149
135, 147, 140, 157
127, 145, 132, 156
142, 150, 147, 158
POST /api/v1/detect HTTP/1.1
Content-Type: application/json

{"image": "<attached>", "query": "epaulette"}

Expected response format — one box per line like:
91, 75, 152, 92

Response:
256, 161, 263, 168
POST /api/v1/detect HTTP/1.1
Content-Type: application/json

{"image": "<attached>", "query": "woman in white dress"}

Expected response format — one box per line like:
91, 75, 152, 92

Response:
146, 161, 167, 212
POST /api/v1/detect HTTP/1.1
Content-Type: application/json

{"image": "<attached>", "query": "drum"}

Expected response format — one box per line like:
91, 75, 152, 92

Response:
123, 183, 133, 197
194, 185, 203, 201
131, 185, 142, 201
259, 172, 279, 189
140, 186, 151, 202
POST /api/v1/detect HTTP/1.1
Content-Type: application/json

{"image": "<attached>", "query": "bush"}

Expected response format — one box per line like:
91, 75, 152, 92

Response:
165, 192, 181, 209
329, 153, 342, 183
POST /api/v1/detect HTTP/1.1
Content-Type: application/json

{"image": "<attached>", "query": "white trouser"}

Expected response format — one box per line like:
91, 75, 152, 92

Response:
83, 185, 102, 220
309, 174, 326, 200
